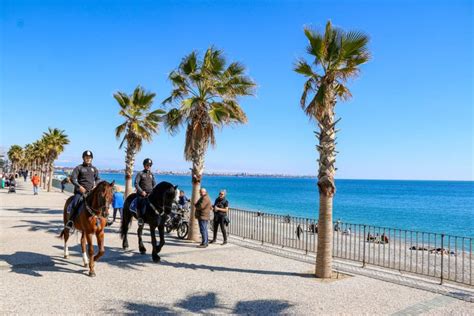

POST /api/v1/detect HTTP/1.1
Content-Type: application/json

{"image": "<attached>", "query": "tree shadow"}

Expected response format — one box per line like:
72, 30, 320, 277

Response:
103, 292, 293, 314
0, 251, 80, 277
159, 260, 314, 278
234, 299, 293, 314
3, 207, 62, 215
12, 219, 64, 233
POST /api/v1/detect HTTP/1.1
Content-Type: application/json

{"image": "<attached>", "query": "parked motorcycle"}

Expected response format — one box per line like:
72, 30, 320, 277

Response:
164, 203, 189, 239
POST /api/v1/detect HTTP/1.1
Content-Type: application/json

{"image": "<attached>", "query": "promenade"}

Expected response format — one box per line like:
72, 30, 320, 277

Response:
0, 181, 472, 315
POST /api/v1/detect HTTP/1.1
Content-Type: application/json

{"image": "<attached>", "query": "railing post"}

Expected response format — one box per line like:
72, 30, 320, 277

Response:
305, 219, 309, 255
261, 214, 264, 245
440, 234, 444, 285
362, 225, 367, 268
272, 215, 275, 245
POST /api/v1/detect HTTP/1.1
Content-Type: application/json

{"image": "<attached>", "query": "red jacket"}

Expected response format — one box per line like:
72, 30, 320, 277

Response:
31, 175, 40, 186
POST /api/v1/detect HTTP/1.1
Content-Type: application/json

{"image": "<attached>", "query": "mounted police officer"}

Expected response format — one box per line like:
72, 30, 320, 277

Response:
135, 158, 156, 226
65, 150, 100, 230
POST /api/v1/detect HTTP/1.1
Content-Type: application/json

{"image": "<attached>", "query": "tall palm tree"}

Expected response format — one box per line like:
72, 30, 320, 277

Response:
114, 86, 165, 197
164, 47, 256, 242
42, 128, 70, 192
7, 145, 23, 172
294, 21, 370, 278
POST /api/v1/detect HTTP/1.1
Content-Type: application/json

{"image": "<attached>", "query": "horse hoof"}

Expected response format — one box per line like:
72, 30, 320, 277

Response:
139, 247, 146, 254
83, 263, 88, 267
89, 271, 96, 277
64, 255, 69, 259
152, 256, 160, 263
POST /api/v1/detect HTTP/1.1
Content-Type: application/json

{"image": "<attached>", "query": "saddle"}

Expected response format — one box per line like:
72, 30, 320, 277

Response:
67, 198, 84, 214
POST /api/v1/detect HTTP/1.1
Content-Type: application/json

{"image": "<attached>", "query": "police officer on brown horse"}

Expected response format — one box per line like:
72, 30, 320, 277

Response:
65, 150, 100, 231
135, 158, 156, 226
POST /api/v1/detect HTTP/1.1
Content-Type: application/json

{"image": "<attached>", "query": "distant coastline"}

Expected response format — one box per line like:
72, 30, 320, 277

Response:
54, 166, 316, 179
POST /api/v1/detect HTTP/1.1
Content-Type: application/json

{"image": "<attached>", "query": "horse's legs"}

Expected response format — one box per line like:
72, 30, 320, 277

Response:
156, 223, 166, 255
86, 233, 96, 277
93, 231, 105, 262
138, 224, 146, 254
63, 229, 70, 258
150, 224, 159, 262
81, 232, 89, 267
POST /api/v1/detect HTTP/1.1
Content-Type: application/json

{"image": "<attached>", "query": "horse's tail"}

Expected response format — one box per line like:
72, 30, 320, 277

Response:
120, 193, 135, 240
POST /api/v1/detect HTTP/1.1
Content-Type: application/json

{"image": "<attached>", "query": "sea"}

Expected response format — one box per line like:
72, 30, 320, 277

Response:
100, 173, 474, 238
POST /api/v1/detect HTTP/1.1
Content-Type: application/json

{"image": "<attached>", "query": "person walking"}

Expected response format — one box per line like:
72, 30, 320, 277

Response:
60, 177, 70, 192
134, 158, 156, 226
65, 150, 100, 231
23, 169, 28, 182
195, 188, 212, 248
31, 173, 41, 195
110, 188, 124, 224
210, 189, 229, 245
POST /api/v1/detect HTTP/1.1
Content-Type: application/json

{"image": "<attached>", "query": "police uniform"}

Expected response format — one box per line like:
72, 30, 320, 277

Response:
135, 158, 156, 220
66, 150, 100, 229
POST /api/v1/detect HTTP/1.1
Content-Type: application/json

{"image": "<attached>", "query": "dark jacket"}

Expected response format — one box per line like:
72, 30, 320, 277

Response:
135, 170, 156, 195
71, 163, 100, 194
213, 197, 229, 214
195, 195, 212, 220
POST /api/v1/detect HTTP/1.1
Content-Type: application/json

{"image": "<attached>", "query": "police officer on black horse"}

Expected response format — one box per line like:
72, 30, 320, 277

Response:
135, 158, 156, 226
65, 150, 100, 231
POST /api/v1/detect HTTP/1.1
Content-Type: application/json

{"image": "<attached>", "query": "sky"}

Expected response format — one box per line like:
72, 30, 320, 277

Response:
0, 0, 472, 180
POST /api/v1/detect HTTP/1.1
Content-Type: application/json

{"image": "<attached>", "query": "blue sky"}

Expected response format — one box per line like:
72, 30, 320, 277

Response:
0, 0, 472, 180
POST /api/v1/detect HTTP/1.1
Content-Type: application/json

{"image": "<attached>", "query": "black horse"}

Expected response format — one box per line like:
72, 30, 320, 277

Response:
120, 181, 178, 262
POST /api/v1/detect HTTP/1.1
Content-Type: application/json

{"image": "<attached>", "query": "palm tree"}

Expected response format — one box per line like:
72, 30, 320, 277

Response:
7, 145, 23, 172
114, 86, 165, 197
164, 47, 256, 242
42, 128, 70, 192
294, 21, 370, 278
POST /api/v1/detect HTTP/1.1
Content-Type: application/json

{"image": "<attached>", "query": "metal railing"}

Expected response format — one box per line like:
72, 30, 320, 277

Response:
226, 207, 473, 287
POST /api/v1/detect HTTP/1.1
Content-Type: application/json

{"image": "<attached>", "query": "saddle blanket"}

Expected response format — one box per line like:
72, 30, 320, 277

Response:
129, 197, 138, 214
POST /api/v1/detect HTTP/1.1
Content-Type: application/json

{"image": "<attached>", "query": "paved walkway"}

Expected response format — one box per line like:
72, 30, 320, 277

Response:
1, 180, 472, 314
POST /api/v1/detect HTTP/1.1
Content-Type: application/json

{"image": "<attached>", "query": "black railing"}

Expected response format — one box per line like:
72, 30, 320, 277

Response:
226, 207, 473, 287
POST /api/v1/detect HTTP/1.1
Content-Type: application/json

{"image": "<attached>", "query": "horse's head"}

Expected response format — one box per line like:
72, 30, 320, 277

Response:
88, 180, 115, 217
149, 182, 178, 215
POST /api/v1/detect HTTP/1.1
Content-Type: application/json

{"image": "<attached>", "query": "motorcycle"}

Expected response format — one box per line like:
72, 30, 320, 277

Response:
164, 203, 189, 239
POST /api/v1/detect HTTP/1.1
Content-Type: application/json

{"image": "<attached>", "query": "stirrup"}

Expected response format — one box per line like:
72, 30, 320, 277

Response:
137, 218, 144, 226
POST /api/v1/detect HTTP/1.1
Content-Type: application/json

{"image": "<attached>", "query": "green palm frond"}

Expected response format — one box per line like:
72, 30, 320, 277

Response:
114, 86, 163, 150
164, 47, 256, 161
295, 20, 370, 120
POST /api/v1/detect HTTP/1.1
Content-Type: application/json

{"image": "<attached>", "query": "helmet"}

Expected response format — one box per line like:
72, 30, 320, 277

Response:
143, 158, 153, 166
82, 150, 93, 158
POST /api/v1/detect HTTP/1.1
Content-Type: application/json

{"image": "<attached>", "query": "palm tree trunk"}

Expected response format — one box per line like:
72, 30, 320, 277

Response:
124, 144, 136, 198
188, 146, 205, 242
47, 160, 53, 192
315, 109, 337, 278
42, 162, 48, 190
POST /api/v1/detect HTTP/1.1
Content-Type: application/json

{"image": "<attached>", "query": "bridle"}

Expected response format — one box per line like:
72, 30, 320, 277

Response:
84, 189, 111, 219
147, 189, 175, 216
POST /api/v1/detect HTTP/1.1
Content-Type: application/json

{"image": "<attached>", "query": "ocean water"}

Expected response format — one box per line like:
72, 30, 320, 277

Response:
100, 173, 474, 238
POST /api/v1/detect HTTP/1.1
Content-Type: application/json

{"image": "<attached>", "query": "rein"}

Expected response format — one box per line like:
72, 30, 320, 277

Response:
147, 190, 174, 216
84, 191, 109, 219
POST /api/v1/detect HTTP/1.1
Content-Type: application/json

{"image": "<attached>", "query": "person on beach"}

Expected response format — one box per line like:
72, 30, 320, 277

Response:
23, 169, 28, 182
210, 189, 229, 245
134, 158, 156, 226
109, 188, 124, 225
195, 188, 212, 248
31, 173, 40, 195
65, 150, 100, 230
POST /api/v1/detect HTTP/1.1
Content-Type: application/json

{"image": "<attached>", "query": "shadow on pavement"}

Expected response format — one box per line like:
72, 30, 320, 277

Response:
103, 292, 293, 314
12, 219, 64, 234
0, 251, 79, 277
159, 260, 314, 278
3, 207, 63, 215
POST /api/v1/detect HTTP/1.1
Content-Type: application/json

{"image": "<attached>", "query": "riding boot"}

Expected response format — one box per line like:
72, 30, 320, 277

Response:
137, 207, 144, 226
65, 205, 79, 230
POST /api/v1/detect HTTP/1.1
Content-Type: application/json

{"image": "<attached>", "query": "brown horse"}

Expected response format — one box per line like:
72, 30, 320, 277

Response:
59, 180, 115, 277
